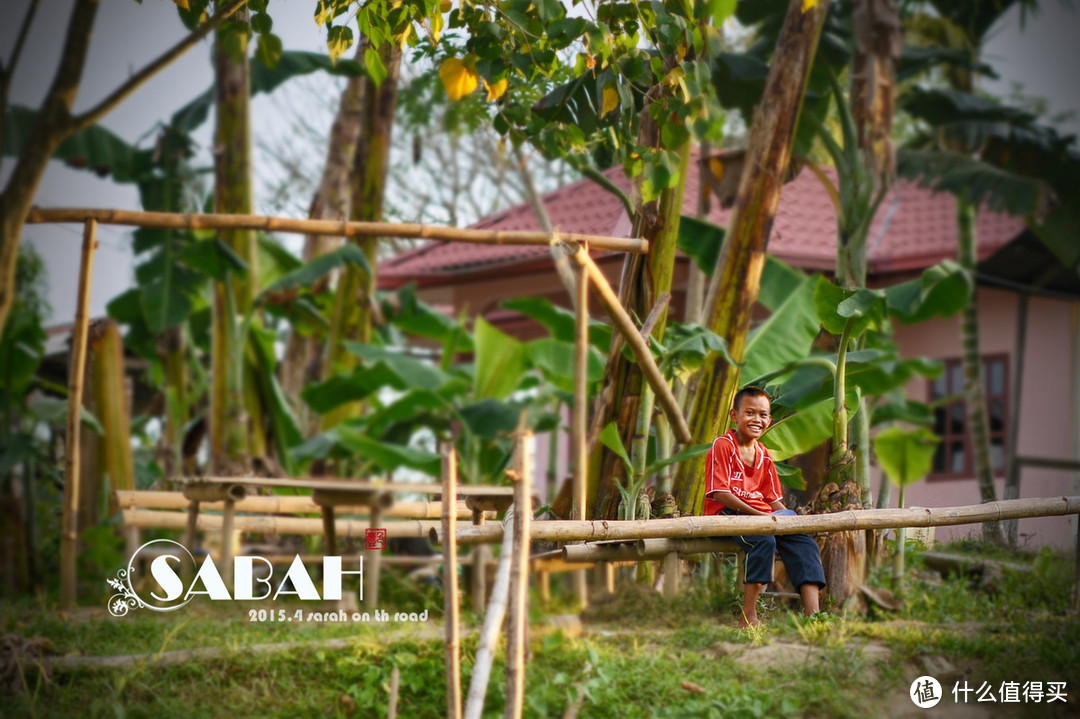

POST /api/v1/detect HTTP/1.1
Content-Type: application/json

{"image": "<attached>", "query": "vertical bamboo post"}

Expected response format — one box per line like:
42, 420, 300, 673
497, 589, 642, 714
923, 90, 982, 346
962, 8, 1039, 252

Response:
322, 506, 338, 556
442, 444, 462, 719
463, 507, 516, 719
221, 498, 235, 587
388, 665, 401, 719
1004, 293, 1028, 545
662, 552, 680, 599
471, 508, 488, 613
505, 431, 532, 719
572, 259, 589, 609
366, 504, 382, 607
60, 219, 98, 609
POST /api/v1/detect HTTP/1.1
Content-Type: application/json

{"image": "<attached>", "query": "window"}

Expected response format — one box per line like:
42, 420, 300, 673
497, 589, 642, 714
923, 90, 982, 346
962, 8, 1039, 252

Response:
929, 355, 1009, 479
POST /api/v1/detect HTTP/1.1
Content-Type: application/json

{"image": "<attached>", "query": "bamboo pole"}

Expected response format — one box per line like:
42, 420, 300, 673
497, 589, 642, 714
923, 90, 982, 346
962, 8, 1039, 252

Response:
442, 444, 462, 719
388, 666, 401, 719
562, 537, 744, 562
26, 207, 648, 254
179, 476, 516, 497
463, 505, 517, 719
431, 497, 1080, 545
506, 432, 532, 719
566, 245, 692, 444
366, 504, 383, 606
115, 490, 481, 518
572, 258, 589, 609
122, 509, 437, 538
60, 219, 98, 609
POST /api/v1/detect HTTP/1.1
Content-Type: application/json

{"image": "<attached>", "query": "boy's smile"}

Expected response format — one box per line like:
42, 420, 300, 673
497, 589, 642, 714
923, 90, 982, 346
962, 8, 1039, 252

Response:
730, 394, 772, 444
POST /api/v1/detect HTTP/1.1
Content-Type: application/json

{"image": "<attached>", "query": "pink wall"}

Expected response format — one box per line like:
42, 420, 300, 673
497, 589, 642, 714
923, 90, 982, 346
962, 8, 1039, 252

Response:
891, 288, 1079, 549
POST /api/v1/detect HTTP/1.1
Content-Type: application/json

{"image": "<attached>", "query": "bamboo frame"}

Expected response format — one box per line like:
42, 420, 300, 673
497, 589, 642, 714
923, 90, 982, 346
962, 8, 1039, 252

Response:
26, 207, 648, 254
566, 245, 692, 444
122, 509, 437, 538
431, 496, 1080, 545
463, 500, 518, 719
442, 445, 462, 719
506, 432, 532, 719
573, 257, 590, 609
115, 490, 480, 519
60, 219, 97, 609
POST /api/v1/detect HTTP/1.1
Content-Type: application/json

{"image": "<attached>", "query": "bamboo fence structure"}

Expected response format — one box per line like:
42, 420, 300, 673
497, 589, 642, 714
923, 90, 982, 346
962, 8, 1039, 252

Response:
60, 220, 97, 609
115, 490, 481, 519
430, 496, 1080, 545
26, 207, 648, 254
442, 445, 463, 719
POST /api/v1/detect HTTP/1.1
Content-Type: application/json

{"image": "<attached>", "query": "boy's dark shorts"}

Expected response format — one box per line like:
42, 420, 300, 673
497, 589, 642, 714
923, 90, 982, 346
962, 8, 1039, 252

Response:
721, 509, 827, 589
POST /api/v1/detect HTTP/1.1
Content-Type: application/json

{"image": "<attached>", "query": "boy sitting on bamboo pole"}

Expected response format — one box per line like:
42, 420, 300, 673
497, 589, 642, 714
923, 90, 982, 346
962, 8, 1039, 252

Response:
704, 386, 826, 627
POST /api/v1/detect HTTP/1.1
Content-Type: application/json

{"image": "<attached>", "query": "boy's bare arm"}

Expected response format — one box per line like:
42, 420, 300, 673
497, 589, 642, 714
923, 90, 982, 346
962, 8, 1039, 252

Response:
712, 491, 771, 516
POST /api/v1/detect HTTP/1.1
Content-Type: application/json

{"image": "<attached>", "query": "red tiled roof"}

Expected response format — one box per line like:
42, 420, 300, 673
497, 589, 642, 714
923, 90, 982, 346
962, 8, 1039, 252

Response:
379, 156, 1026, 287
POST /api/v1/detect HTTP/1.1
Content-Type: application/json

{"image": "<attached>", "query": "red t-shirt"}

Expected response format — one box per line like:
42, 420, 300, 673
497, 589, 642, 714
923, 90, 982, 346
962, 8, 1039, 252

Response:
703, 430, 782, 515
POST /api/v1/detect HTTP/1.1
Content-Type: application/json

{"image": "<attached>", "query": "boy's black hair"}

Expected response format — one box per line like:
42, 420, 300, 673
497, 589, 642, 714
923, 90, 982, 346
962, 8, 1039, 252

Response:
732, 385, 771, 412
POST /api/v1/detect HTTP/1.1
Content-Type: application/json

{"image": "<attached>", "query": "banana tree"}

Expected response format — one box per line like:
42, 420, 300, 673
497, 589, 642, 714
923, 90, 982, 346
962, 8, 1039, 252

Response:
873, 425, 939, 593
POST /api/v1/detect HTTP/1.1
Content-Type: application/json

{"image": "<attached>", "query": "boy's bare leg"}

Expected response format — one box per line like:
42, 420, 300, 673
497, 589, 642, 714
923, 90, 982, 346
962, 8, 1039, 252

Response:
739, 583, 764, 627
800, 583, 820, 616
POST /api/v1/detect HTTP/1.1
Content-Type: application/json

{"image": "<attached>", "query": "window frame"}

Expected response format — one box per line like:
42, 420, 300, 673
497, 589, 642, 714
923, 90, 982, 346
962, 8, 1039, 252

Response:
927, 354, 1010, 481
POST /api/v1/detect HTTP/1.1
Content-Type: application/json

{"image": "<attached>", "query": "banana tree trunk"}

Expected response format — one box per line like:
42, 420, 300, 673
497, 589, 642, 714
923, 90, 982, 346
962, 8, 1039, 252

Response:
90, 320, 135, 512
322, 42, 402, 431
674, 0, 830, 516
160, 326, 187, 478
210, 2, 260, 473
279, 45, 367, 428
957, 196, 1007, 546
588, 136, 688, 519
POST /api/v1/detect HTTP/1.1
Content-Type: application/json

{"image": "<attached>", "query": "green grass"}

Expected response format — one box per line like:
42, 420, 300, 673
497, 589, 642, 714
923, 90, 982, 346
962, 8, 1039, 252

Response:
3, 543, 1079, 718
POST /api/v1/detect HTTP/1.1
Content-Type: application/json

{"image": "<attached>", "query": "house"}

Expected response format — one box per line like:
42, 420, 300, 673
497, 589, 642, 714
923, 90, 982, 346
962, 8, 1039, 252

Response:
379, 156, 1080, 549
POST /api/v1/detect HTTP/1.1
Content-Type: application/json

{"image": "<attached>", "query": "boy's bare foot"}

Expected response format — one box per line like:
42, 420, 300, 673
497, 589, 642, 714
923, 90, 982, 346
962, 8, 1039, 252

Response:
738, 615, 760, 628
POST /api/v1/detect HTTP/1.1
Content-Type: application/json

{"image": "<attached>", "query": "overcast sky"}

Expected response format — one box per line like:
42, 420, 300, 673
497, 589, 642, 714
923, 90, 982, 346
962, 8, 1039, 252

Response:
2, 0, 1078, 326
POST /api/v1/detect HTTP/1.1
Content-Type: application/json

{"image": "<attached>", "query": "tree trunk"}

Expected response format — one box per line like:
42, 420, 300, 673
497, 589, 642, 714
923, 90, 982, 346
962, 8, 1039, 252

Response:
0, 0, 99, 338
673, 0, 830, 516
89, 320, 135, 512
210, 2, 258, 473
588, 134, 688, 519
321, 42, 402, 430
957, 196, 1007, 546
279, 45, 367, 428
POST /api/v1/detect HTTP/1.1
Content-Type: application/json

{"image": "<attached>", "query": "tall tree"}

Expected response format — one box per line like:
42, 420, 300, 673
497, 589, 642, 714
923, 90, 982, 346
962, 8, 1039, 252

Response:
279, 45, 367, 428
674, 0, 832, 516
210, 0, 262, 473
321, 40, 403, 430
0, 0, 247, 340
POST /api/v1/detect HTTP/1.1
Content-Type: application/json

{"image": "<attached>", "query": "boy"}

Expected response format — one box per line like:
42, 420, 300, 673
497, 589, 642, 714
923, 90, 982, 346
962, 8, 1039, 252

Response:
704, 386, 826, 627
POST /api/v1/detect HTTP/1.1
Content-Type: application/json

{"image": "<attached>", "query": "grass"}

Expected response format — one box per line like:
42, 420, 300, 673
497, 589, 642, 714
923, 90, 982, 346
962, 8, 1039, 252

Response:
2, 543, 1078, 718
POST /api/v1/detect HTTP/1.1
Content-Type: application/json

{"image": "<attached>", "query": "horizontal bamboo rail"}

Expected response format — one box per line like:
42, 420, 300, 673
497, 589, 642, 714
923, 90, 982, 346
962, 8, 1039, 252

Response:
122, 508, 437, 538
562, 537, 744, 562
430, 497, 1080, 545
182, 476, 516, 498
114, 490, 483, 519
26, 207, 648, 254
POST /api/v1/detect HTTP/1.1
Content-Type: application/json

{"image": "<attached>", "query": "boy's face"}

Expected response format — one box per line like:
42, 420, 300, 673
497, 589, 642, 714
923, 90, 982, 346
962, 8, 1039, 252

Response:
729, 394, 771, 442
